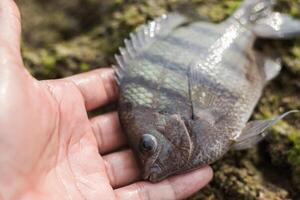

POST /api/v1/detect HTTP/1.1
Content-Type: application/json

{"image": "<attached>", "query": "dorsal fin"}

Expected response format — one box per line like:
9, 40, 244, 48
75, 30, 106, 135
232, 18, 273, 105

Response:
113, 13, 188, 85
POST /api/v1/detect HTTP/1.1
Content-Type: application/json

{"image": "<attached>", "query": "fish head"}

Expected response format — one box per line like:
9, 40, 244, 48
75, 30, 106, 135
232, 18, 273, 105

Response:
134, 113, 193, 182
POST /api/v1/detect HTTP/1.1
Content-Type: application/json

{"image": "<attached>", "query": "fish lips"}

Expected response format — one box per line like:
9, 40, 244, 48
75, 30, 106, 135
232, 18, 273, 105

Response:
143, 163, 163, 182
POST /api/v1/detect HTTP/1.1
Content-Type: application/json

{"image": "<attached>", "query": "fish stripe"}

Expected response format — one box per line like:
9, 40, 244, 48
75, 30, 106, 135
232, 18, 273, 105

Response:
163, 35, 206, 54
137, 35, 247, 98
157, 34, 247, 75
140, 52, 187, 73
186, 23, 220, 38
122, 75, 189, 104
187, 67, 239, 107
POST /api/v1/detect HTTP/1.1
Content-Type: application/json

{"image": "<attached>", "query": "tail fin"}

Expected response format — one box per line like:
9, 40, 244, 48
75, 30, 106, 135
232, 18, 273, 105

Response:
233, 0, 300, 39
253, 12, 300, 39
233, 0, 274, 24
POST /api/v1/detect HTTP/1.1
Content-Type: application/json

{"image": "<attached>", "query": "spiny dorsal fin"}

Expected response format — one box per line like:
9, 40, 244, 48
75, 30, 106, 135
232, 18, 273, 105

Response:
113, 13, 188, 85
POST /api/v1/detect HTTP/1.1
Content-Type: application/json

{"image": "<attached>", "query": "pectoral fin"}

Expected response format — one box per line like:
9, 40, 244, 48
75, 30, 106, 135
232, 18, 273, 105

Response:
254, 12, 300, 39
233, 110, 298, 150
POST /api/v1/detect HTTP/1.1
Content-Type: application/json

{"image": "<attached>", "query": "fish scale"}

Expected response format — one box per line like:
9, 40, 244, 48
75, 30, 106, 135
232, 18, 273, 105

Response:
114, 0, 300, 182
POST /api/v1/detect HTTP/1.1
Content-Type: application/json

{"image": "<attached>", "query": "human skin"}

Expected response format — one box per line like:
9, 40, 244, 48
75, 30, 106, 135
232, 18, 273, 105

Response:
0, 0, 213, 199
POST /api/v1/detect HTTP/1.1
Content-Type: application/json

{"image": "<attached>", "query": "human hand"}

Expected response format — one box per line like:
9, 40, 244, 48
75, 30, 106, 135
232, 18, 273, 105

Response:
0, 1, 213, 199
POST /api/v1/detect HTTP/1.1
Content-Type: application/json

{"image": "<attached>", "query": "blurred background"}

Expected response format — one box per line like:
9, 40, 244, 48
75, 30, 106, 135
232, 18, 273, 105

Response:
18, 0, 300, 199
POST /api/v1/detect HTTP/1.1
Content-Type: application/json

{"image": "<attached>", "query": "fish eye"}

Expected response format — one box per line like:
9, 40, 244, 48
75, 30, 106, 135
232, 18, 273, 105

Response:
139, 134, 157, 153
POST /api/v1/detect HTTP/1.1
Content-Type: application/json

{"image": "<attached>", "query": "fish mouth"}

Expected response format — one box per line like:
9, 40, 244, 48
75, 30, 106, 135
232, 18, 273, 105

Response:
142, 171, 153, 181
143, 164, 163, 182
143, 164, 161, 182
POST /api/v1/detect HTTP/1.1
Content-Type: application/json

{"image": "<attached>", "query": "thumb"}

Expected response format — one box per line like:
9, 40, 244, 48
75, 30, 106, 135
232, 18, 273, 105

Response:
0, 0, 22, 66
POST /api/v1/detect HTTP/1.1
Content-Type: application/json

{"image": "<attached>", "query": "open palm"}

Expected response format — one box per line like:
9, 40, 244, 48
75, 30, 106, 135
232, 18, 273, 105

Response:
0, 1, 212, 200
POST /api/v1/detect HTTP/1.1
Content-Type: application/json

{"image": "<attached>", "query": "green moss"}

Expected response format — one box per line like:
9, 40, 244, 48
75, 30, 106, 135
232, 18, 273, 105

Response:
80, 63, 90, 72
288, 132, 300, 167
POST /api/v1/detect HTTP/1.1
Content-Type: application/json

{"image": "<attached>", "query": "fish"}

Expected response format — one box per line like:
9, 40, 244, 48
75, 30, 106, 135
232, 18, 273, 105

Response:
113, 0, 300, 182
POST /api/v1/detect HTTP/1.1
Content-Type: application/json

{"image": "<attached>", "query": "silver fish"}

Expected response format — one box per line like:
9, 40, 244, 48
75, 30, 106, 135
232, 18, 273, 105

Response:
114, 0, 300, 182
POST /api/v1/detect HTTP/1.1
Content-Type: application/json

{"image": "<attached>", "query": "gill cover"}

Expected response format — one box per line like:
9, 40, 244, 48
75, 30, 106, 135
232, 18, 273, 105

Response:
159, 114, 193, 167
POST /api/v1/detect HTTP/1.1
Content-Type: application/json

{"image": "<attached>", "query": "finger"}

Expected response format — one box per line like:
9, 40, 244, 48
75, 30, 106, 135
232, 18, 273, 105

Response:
90, 112, 127, 154
103, 149, 141, 189
66, 68, 119, 111
0, 0, 22, 62
115, 166, 213, 200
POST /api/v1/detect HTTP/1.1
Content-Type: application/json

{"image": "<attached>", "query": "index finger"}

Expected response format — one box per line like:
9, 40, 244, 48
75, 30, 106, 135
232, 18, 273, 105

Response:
114, 166, 213, 200
66, 68, 119, 111
0, 0, 21, 54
